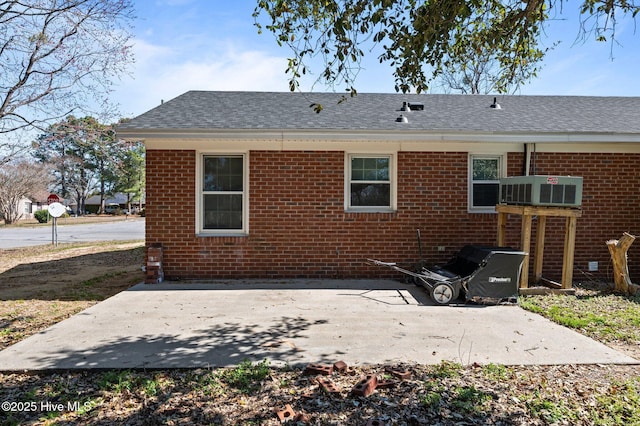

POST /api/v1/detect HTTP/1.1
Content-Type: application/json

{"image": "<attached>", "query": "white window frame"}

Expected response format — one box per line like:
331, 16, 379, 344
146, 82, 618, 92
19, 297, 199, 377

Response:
196, 152, 249, 236
468, 154, 505, 213
345, 153, 397, 212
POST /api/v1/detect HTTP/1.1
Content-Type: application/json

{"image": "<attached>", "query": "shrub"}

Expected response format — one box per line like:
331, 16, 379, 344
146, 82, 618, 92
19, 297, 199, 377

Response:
34, 209, 49, 223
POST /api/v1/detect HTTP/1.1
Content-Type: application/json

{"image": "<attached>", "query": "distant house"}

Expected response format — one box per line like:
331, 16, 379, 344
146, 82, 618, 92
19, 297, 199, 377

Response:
15, 191, 49, 221
15, 197, 36, 220
117, 91, 640, 282
85, 192, 145, 214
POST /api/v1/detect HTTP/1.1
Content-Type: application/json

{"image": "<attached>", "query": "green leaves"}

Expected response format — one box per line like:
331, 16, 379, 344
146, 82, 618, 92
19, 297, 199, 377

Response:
254, 0, 640, 97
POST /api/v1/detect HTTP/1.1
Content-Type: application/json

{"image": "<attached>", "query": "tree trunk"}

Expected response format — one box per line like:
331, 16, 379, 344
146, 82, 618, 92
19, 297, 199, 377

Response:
606, 233, 640, 295
99, 157, 106, 215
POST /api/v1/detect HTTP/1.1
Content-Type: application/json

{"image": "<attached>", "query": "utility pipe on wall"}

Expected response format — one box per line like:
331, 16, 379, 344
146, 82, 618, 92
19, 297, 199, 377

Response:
524, 143, 536, 176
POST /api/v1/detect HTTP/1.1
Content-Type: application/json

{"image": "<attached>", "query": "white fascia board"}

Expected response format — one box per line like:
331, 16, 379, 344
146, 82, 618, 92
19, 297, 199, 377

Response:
139, 137, 524, 153
124, 128, 640, 152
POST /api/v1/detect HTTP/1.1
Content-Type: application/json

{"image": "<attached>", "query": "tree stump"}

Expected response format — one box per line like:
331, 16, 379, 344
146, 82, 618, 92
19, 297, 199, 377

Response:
606, 233, 640, 295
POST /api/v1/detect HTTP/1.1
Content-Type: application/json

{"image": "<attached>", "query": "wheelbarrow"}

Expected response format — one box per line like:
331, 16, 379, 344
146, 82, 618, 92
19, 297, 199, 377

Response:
368, 245, 527, 305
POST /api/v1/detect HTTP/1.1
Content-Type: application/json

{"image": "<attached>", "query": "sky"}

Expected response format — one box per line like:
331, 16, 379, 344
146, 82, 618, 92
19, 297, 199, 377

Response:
111, 0, 640, 119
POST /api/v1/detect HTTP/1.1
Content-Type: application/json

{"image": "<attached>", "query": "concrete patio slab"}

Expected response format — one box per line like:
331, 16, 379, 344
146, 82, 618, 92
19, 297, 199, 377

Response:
0, 280, 636, 371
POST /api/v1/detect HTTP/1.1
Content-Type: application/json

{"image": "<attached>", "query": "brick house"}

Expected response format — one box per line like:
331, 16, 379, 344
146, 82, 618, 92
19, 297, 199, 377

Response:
117, 91, 640, 282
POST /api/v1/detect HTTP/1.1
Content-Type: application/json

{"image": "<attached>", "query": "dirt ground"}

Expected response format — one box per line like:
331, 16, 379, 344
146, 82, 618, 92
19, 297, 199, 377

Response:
0, 240, 145, 351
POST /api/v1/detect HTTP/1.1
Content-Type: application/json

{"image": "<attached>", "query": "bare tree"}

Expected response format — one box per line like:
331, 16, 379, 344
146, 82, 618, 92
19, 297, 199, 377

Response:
0, 0, 135, 135
435, 36, 551, 95
0, 159, 50, 224
0, 130, 29, 164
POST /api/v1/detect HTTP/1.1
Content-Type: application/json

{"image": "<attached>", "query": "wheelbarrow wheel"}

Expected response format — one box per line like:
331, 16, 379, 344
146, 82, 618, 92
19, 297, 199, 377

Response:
430, 282, 456, 305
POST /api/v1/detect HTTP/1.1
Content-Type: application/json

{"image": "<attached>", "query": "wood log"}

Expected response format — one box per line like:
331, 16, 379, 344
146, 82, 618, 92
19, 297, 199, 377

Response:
606, 233, 638, 295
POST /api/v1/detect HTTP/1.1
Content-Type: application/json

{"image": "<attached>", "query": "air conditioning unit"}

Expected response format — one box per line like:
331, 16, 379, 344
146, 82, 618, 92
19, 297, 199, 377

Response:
500, 175, 583, 207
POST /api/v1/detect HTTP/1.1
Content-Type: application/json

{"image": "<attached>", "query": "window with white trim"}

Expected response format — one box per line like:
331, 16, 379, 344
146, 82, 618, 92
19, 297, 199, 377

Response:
469, 155, 503, 212
346, 154, 394, 211
200, 154, 247, 233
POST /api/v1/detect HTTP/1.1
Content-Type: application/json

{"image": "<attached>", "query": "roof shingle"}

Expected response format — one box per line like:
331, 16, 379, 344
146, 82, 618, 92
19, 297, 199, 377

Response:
117, 91, 640, 135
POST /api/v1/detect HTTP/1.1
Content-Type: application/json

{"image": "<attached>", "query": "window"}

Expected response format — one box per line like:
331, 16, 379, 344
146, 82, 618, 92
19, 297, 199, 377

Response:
469, 155, 503, 212
346, 154, 395, 211
200, 154, 247, 233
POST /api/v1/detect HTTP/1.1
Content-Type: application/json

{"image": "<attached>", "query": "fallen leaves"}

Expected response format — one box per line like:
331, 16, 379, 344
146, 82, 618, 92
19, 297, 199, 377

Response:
1, 363, 639, 425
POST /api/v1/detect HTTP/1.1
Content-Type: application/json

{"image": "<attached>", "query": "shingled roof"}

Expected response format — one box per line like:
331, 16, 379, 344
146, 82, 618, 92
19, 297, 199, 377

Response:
116, 91, 640, 137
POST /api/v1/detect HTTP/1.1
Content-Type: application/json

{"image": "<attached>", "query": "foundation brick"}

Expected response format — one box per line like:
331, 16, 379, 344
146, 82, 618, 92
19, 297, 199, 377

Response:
316, 377, 341, 394
376, 379, 398, 389
275, 404, 295, 422
333, 360, 348, 373
303, 363, 333, 376
385, 367, 412, 381
351, 375, 378, 397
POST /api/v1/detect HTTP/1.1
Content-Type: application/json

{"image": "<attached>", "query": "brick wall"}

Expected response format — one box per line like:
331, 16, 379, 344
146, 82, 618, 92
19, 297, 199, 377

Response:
146, 149, 640, 282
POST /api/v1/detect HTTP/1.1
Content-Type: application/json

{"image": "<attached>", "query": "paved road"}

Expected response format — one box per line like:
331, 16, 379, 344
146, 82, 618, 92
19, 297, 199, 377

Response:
0, 218, 145, 249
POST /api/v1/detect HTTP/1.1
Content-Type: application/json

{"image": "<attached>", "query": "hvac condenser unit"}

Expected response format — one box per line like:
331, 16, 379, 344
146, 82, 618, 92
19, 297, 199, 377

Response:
499, 175, 583, 207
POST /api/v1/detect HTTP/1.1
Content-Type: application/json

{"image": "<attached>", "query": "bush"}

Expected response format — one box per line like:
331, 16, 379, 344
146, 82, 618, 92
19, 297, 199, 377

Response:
34, 209, 49, 223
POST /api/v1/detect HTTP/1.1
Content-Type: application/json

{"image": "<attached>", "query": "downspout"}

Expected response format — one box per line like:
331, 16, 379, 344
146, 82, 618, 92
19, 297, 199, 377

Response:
531, 143, 536, 175
524, 143, 535, 176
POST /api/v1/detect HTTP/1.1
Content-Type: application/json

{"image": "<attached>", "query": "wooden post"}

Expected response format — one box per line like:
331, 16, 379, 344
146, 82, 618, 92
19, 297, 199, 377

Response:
519, 214, 532, 288
497, 211, 507, 247
561, 216, 578, 289
496, 204, 581, 291
534, 216, 546, 284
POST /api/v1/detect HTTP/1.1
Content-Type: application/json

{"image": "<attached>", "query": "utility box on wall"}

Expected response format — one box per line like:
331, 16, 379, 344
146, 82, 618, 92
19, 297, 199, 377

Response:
500, 175, 583, 207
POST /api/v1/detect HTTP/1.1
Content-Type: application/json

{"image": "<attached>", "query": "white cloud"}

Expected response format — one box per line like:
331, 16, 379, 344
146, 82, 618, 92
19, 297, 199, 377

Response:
131, 38, 173, 64
111, 39, 291, 117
